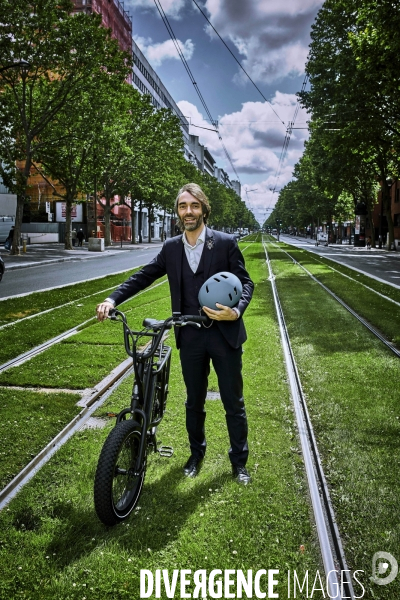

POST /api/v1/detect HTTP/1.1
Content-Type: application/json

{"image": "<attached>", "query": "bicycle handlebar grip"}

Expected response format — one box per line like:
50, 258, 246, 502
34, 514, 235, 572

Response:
182, 315, 208, 323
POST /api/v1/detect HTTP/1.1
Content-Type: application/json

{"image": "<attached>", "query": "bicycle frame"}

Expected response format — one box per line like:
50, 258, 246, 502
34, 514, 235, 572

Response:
109, 310, 206, 473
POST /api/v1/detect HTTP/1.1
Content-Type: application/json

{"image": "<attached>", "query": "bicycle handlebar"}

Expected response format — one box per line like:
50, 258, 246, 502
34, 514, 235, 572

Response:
108, 309, 208, 359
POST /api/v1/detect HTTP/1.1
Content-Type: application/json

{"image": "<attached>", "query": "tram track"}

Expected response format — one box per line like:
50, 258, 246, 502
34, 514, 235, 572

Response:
0, 285, 116, 332
0, 280, 169, 374
0, 279, 170, 509
0, 357, 134, 511
264, 240, 355, 600
288, 243, 400, 308
269, 240, 400, 359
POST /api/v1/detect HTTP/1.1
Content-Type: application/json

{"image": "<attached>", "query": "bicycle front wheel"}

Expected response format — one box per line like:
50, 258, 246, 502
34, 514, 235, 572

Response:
94, 420, 146, 526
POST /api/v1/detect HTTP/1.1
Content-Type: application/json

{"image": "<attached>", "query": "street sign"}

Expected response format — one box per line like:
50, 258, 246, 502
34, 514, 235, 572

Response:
45, 201, 51, 213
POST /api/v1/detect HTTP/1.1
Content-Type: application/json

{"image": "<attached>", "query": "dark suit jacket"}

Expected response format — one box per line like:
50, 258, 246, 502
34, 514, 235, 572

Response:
109, 227, 254, 349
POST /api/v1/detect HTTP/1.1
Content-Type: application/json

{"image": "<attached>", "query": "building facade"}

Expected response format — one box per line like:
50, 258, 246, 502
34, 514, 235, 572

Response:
132, 39, 190, 158
72, 0, 132, 57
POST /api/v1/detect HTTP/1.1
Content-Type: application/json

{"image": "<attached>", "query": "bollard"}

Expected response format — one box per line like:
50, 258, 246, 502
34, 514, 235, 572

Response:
23, 239, 27, 253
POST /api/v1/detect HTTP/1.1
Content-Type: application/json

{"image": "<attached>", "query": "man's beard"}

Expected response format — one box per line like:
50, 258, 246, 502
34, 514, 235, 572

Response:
180, 213, 204, 232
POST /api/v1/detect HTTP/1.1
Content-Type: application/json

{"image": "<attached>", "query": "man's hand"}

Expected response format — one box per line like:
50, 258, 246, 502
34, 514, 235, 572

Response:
96, 301, 115, 322
202, 303, 239, 321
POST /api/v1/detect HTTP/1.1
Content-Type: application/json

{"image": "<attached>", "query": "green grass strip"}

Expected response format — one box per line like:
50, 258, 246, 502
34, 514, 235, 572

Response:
0, 275, 168, 366
0, 243, 325, 599
0, 282, 170, 389
268, 243, 400, 598
277, 243, 400, 346
0, 388, 81, 489
0, 269, 140, 325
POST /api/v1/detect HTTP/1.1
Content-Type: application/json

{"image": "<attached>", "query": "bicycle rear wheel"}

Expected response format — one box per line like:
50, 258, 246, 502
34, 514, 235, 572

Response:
94, 420, 146, 526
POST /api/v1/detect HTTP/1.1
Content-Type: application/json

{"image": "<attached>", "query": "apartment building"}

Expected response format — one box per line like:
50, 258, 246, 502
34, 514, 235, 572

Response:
72, 0, 132, 57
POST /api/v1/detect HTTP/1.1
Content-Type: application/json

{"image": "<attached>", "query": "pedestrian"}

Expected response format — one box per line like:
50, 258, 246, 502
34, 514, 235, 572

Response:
4, 225, 14, 251
366, 236, 371, 250
76, 228, 85, 246
96, 183, 254, 484
71, 228, 77, 247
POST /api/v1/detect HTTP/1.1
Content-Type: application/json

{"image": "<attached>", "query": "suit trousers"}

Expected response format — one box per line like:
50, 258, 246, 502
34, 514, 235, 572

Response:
179, 323, 249, 466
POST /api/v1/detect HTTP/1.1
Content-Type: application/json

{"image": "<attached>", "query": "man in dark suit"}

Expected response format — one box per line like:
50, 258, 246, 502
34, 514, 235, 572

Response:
97, 183, 254, 484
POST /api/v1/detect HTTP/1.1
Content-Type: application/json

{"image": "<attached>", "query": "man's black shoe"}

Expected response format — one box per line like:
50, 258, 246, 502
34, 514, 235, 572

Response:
232, 465, 251, 485
183, 455, 203, 478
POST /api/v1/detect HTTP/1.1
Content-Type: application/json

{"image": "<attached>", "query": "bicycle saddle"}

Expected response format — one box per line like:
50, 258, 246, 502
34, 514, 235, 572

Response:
143, 318, 163, 330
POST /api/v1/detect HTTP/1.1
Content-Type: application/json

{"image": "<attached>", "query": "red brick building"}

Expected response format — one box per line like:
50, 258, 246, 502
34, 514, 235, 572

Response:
72, 0, 132, 61
371, 181, 400, 250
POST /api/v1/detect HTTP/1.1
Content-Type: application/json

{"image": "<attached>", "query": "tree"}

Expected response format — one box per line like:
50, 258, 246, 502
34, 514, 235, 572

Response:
90, 88, 184, 246
298, 0, 399, 247
0, 0, 130, 253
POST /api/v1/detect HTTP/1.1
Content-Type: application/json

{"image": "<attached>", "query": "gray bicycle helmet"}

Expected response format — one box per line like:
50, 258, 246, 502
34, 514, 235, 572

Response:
198, 271, 243, 310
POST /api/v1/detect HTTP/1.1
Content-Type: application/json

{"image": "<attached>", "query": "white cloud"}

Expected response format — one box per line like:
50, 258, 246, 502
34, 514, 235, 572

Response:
204, 0, 323, 83
125, 0, 186, 19
178, 94, 309, 219
134, 36, 194, 67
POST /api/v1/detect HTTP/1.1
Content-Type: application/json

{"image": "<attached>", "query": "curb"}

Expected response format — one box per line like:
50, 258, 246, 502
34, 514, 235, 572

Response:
1, 243, 164, 271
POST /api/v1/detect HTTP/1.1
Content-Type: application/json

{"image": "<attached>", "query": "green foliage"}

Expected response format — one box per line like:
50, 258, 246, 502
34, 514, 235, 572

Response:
0, 0, 131, 253
283, 0, 400, 245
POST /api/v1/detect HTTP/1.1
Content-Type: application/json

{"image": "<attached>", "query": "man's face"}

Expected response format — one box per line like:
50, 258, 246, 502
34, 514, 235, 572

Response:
177, 191, 204, 232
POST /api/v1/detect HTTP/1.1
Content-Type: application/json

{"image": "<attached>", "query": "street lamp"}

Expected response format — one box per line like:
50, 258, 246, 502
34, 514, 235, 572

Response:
0, 59, 30, 74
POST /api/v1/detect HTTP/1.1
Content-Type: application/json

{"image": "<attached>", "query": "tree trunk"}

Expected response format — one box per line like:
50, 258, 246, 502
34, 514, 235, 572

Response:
161, 208, 166, 241
104, 196, 112, 246
11, 158, 31, 255
382, 179, 394, 250
11, 193, 25, 255
367, 202, 376, 247
131, 202, 136, 244
386, 206, 395, 249
64, 196, 73, 250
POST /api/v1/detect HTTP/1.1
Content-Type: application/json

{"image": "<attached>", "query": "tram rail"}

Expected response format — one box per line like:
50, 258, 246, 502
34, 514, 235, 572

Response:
269, 240, 400, 358
0, 357, 134, 511
0, 280, 169, 374
0, 235, 391, 597
264, 240, 355, 600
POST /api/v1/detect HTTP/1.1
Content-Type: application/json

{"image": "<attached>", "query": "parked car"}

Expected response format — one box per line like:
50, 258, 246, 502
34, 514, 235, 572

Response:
316, 232, 328, 246
0, 255, 4, 282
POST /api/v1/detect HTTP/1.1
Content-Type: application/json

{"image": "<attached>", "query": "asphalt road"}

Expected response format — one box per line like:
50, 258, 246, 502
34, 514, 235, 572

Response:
2, 236, 400, 299
279, 234, 400, 288
0, 246, 161, 299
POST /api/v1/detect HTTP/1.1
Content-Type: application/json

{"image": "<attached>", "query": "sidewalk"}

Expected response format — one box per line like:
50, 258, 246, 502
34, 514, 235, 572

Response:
284, 235, 391, 253
0, 241, 164, 271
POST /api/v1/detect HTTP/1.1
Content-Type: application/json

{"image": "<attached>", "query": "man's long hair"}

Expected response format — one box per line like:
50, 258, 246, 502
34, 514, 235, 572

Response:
175, 183, 211, 231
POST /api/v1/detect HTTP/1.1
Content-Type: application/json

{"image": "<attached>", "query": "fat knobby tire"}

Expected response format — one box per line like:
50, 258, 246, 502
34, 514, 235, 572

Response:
94, 419, 146, 526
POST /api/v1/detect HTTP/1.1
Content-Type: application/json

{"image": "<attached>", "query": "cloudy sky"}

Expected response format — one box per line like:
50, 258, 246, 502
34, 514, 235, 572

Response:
124, 0, 323, 224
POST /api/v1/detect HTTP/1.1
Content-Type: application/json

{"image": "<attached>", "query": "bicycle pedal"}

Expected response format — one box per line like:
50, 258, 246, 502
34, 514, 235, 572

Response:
158, 445, 174, 457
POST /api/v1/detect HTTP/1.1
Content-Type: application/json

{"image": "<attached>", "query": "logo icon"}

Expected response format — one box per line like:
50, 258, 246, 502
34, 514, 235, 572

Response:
371, 552, 398, 586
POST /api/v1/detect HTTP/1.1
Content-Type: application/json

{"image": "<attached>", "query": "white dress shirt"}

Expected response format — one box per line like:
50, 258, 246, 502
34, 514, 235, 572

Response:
182, 225, 206, 273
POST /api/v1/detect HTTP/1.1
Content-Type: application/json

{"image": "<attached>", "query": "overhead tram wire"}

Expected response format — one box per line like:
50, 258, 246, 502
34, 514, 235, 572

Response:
270, 74, 309, 195
191, 0, 286, 128
153, 0, 241, 183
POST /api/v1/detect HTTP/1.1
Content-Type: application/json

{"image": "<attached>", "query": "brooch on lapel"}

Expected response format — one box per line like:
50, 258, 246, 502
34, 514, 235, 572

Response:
206, 238, 214, 250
